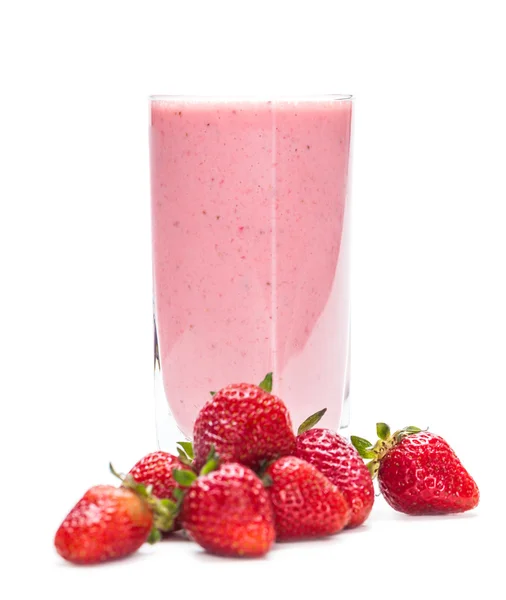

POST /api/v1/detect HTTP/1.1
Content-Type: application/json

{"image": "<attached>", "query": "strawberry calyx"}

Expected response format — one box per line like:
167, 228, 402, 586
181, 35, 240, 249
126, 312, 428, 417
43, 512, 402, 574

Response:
258, 372, 273, 393
199, 445, 220, 476
172, 445, 221, 504
109, 463, 177, 541
351, 424, 423, 478
210, 372, 273, 399
297, 408, 327, 435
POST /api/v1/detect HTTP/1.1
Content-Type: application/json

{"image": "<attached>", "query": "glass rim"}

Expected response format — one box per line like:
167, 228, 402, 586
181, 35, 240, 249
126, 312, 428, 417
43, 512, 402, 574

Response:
149, 94, 353, 102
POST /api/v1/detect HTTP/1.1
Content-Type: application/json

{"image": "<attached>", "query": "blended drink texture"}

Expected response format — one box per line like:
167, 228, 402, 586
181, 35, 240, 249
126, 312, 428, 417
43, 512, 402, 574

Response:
151, 98, 352, 438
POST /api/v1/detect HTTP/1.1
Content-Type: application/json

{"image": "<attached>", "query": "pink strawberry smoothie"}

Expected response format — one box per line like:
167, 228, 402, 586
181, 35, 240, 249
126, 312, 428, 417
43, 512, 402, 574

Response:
150, 96, 352, 438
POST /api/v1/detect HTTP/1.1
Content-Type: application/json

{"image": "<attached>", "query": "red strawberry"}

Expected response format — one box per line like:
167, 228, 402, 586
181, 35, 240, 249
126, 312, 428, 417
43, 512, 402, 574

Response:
296, 428, 374, 527
128, 451, 187, 534
351, 424, 480, 515
128, 451, 186, 499
54, 466, 177, 564
180, 463, 275, 557
54, 485, 154, 564
266, 456, 350, 540
193, 373, 296, 472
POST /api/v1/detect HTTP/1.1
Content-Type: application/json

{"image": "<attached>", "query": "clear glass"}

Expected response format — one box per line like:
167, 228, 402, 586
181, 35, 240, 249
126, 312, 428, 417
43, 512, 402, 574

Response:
150, 95, 353, 449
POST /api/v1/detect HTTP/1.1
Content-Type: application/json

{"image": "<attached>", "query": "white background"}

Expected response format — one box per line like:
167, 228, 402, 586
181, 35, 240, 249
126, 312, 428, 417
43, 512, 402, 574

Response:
1, 0, 505, 597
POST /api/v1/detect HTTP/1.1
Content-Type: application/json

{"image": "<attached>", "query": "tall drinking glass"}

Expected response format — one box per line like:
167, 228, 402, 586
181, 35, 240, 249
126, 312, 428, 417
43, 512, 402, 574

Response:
150, 96, 353, 448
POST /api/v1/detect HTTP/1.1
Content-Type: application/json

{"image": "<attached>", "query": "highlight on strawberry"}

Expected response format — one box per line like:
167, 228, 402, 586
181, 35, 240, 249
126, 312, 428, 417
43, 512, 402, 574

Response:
351, 423, 480, 515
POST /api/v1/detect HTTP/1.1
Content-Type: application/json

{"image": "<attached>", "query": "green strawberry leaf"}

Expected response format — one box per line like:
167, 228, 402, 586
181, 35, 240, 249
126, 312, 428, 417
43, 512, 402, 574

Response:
199, 444, 220, 476
147, 528, 162, 544
121, 473, 151, 498
172, 487, 184, 501
297, 408, 327, 435
360, 449, 377, 459
350, 435, 374, 458
206, 444, 217, 462
404, 426, 422, 433
172, 468, 197, 487
176, 448, 193, 466
376, 422, 391, 440
159, 498, 177, 510
350, 435, 373, 450
177, 441, 194, 460
109, 462, 124, 482
395, 425, 423, 442
200, 457, 219, 476
210, 391, 216, 396
258, 372, 273, 393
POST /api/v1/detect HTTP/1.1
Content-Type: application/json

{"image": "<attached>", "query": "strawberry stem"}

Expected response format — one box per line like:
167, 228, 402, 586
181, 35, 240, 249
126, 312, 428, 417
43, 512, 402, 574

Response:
261, 473, 274, 488
147, 528, 162, 544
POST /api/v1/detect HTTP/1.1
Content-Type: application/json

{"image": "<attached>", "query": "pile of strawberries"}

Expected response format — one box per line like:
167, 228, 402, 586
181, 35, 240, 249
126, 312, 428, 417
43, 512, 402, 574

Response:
55, 374, 480, 564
